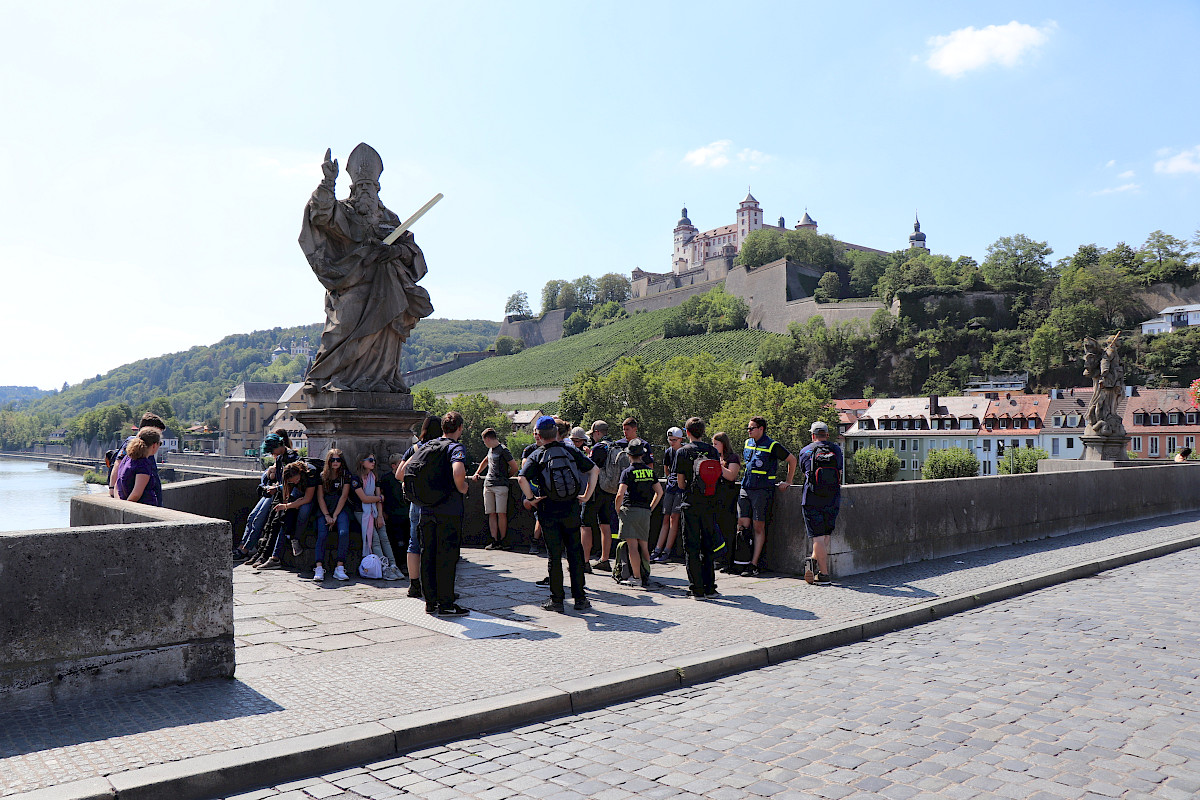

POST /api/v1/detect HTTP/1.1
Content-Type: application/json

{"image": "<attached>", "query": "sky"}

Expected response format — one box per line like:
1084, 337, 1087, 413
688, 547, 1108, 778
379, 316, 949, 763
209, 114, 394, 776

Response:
1, 1, 1197, 390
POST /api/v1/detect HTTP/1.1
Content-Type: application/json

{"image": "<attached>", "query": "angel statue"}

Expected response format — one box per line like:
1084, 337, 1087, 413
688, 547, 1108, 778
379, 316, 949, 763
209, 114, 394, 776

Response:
1082, 333, 1126, 438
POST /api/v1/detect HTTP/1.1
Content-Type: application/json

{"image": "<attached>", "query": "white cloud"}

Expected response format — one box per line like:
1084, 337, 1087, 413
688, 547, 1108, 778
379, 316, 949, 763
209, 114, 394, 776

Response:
1118, 170, 1135, 179
683, 141, 772, 170
925, 21, 1055, 78
1091, 183, 1140, 196
1105, 159, 1117, 168
1154, 145, 1200, 176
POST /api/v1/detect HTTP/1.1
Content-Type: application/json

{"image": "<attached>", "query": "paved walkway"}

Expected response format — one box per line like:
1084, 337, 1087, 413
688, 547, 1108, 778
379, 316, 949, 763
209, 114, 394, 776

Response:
218, 544, 1200, 800
3, 512, 1200, 796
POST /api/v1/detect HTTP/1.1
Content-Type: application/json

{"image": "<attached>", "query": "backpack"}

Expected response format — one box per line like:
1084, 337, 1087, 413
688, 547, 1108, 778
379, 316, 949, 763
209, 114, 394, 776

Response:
807, 441, 841, 497
732, 526, 755, 569
611, 539, 651, 584
358, 553, 383, 579
597, 442, 630, 495
542, 442, 584, 502
692, 454, 722, 497
401, 439, 454, 508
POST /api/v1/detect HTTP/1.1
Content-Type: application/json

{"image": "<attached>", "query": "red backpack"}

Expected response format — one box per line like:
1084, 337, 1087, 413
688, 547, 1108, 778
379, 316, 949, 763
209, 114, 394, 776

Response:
693, 456, 723, 497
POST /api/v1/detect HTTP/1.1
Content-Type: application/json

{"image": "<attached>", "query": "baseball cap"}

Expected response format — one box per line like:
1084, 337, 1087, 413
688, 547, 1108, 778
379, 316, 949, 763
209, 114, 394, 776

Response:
667, 427, 685, 440
810, 421, 830, 434
535, 415, 558, 431
569, 427, 588, 441
262, 433, 284, 452
627, 437, 646, 456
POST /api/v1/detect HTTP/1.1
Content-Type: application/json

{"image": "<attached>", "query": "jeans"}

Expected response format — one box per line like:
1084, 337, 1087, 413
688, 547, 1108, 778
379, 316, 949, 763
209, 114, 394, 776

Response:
315, 508, 350, 563
419, 512, 461, 608
240, 496, 272, 550
683, 505, 720, 594
407, 503, 423, 554
271, 498, 316, 559
540, 514, 586, 603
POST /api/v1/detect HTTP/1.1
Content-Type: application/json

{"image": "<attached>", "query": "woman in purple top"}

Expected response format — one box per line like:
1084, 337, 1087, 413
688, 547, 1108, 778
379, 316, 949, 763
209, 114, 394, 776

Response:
117, 427, 164, 506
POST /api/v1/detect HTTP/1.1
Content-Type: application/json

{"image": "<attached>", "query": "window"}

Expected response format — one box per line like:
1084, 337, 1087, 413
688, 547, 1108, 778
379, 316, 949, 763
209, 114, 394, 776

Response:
1134, 413, 1145, 426
983, 439, 991, 452
1000, 419, 1010, 429
912, 460, 920, 471
1187, 436, 1195, 450
1052, 438, 1060, 456
1011, 439, 1019, 448
902, 420, 910, 430
1168, 436, 1177, 454
1152, 413, 1161, 425
1053, 415, 1063, 428
1066, 437, 1074, 449
888, 439, 895, 450
875, 439, 883, 449
942, 439, 949, 449
233, 408, 241, 433
955, 440, 962, 449
249, 408, 257, 432
1150, 437, 1160, 456
1028, 419, 1037, 429
900, 439, 907, 451
1131, 436, 1142, 452
852, 440, 862, 452
1026, 439, 1034, 449
983, 461, 992, 475
1170, 413, 1180, 425
1189, 413, 1197, 425
1068, 414, 1079, 427
912, 440, 920, 452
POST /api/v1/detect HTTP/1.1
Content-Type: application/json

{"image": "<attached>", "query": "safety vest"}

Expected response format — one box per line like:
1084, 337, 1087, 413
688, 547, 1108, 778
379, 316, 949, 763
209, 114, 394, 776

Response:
742, 435, 782, 490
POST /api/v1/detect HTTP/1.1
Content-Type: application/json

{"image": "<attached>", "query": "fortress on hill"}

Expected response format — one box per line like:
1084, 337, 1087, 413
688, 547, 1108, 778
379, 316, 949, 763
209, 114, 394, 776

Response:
498, 193, 922, 348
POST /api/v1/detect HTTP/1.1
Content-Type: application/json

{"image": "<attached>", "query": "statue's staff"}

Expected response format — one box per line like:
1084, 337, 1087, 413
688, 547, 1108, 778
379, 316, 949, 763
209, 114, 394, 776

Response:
382, 193, 443, 245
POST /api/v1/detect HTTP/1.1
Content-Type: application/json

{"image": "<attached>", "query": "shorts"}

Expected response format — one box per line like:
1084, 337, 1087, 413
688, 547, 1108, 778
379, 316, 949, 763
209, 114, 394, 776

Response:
803, 504, 840, 538
660, 491, 682, 517
617, 506, 651, 541
483, 484, 509, 514
581, 489, 617, 529
737, 487, 774, 522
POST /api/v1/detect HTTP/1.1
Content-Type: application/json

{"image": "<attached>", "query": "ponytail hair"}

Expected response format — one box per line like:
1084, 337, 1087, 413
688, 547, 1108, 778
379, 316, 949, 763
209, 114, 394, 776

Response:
126, 426, 162, 460
273, 427, 293, 448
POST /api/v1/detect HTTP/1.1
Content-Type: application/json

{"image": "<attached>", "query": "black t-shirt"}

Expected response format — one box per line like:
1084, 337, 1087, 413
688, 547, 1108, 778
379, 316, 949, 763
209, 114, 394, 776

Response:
485, 445, 515, 487
619, 464, 658, 509
518, 441, 596, 519
615, 437, 654, 466
421, 437, 468, 517
378, 469, 406, 516
322, 471, 362, 512
674, 440, 721, 510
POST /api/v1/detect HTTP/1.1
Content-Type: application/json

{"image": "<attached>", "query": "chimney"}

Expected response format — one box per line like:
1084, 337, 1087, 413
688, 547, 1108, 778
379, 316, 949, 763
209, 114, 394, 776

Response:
929, 393, 939, 417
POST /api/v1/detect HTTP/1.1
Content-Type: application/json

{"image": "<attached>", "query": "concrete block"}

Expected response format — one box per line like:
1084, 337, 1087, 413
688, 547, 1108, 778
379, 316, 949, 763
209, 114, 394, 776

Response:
555, 663, 681, 711
8, 777, 116, 800
385, 686, 572, 751
660, 644, 768, 685
107, 722, 396, 800
759, 624, 863, 664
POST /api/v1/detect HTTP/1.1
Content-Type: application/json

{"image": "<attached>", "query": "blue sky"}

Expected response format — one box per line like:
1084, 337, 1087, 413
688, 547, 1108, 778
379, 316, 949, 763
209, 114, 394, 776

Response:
1, 1, 1197, 389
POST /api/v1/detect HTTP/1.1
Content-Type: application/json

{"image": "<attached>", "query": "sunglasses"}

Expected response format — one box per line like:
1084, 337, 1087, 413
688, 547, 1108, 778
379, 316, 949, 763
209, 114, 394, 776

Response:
364, 457, 375, 463
329, 457, 343, 463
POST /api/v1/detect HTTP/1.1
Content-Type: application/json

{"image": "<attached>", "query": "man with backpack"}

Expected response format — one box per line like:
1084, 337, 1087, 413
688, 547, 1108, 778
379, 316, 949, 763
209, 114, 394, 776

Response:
737, 416, 798, 577
796, 420, 842, 586
405, 411, 470, 616
674, 417, 724, 599
581, 420, 623, 574
518, 415, 600, 613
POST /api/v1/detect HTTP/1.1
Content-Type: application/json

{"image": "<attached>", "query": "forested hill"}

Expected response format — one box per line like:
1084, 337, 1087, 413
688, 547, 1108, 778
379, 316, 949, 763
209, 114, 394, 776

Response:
23, 317, 499, 425
0, 386, 52, 409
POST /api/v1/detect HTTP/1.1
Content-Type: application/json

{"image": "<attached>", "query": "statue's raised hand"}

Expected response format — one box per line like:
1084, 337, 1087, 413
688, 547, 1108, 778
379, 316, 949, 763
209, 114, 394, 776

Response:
321, 148, 338, 182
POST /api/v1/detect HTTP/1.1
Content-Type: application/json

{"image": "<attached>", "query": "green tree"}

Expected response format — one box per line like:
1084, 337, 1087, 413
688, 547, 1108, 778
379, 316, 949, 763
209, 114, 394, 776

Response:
997, 446, 1048, 474
845, 250, 888, 297
981, 234, 1053, 290
587, 301, 628, 328
1028, 323, 1064, 377
734, 229, 786, 267
782, 229, 846, 272
814, 271, 841, 303
504, 291, 531, 317
563, 310, 589, 337
412, 387, 450, 418
1136, 230, 1195, 285
541, 279, 568, 313
851, 447, 901, 484
571, 275, 597, 310
493, 335, 524, 355
595, 272, 632, 304
921, 447, 980, 479
446, 393, 512, 465
709, 374, 836, 455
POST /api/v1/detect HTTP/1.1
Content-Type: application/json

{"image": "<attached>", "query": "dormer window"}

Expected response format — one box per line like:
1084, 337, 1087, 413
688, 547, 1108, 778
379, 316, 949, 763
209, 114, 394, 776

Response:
1134, 413, 1145, 426
1169, 413, 1180, 425
1053, 414, 1063, 427
1152, 413, 1161, 425
1000, 419, 1010, 429
1189, 412, 1197, 425
1068, 414, 1079, 427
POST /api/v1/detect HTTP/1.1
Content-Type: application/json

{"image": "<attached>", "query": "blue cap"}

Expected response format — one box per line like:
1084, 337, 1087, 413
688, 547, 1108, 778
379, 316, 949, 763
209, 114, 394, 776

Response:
535, 415, 557, 431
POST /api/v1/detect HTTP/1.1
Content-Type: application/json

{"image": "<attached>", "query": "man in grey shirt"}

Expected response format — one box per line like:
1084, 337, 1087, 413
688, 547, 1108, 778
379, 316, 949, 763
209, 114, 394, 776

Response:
472, 427, 518, 550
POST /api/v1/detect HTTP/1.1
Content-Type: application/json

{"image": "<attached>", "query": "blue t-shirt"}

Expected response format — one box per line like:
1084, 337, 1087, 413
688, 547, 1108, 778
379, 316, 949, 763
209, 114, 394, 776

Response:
420, 437, 468, 517
797, 441, 844, 508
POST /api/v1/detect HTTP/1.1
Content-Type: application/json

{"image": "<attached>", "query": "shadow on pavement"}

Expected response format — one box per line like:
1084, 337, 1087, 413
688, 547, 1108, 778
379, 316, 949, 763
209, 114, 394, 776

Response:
0, 678, 283, 759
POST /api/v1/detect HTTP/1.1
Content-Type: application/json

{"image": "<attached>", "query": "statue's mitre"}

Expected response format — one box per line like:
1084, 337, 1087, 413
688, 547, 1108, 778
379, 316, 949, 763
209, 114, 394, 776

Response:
346, 143, 384, 185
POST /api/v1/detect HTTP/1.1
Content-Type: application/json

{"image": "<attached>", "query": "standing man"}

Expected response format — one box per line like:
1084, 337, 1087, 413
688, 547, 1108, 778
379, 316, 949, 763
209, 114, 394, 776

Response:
796, 421, 842, 586
471, 428, 518, 551
674, 417, 723, 599
419, 411, 470, 616
518, 416, 599, 613
651, 427, 685, 563
736, 416, 797, 577
617, 417, 654, 466
581, 420, 619, 574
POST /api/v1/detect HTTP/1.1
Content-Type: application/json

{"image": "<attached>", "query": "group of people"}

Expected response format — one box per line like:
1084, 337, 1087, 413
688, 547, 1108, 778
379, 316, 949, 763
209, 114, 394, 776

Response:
228, 406, 843, 619
106, 412, 169, 506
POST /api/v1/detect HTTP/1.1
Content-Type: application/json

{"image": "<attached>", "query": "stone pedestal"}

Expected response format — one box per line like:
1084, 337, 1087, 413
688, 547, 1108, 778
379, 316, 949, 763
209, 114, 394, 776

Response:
293, 390, 428, 467
1081, 433, 1128, 462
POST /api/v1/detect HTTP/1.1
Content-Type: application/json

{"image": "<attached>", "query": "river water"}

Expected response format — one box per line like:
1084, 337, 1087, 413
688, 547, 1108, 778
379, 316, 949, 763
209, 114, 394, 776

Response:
0, 457, 104, 531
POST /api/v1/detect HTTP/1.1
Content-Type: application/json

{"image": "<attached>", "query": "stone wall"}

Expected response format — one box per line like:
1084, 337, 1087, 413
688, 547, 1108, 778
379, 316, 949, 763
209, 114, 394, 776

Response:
403, 350, 496, 386
1, 494, 235, 709
623, 279, 725, 314
496, 308, 569, 349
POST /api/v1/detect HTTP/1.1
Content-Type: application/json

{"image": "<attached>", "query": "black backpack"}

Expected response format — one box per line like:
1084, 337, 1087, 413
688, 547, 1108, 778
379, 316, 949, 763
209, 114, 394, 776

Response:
611, 539, 651, 584
401, 439, 454, 508
542, 442, 584, 502
807, 441, 841, 497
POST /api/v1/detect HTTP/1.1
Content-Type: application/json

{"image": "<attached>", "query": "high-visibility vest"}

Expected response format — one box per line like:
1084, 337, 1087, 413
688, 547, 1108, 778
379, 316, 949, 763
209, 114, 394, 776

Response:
742, 435, 782, 489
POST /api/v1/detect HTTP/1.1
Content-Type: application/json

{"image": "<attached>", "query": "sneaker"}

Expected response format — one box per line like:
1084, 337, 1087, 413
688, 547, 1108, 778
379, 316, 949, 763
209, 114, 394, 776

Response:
535, 577, 551, 586
255, 557, 282, 571
542, 599, 565, 613
574, 598, 592, 611
437, 604, 470, 617
527, 543, 540, 555
619, 578, 639, 587
593, 560, 611, 572
383, 566, 403, 581
291, 539, 303, 557
743, 564, 760, 577
425, 603, 438, 614
705, 588, 720, 598
815, 572, 832, 586
485, 541, 499, 551
686, 588, 708, 600
581, 562, 593, 574
407, 580, 423, 598
312, 564, 325, 582
650, 548, 662, 562
720, 565, 742, 575
333, 565, 349, 581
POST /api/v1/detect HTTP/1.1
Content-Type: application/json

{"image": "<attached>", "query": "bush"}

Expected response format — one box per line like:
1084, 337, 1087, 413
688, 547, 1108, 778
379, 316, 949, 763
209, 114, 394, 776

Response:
851, 447, 901, 483
563, 310, 589, 337
997, 447, 1048, 474
494, 335, 524, 355
83, 469, 108, 485
921, 447, 980, 479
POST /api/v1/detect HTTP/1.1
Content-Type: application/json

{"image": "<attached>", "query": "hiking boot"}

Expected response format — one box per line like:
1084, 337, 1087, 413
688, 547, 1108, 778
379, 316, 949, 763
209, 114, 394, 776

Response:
536, 576, 551, 586
804, 558, 816, 585
312, 564, 325, 582
407, 579, 423, 598
438, 604, 470, 617
815, 572, 832, 586
542, 599, 565, 613
291, 539, 303, 557
574, 598, 592, 611
742, 564, 760, 577
333, 565, 349, 581
593, 560, 611, 572
255, 557, 282, 571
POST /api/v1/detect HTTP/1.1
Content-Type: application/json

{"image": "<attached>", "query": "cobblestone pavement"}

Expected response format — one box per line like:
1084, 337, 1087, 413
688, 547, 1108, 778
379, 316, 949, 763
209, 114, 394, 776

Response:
217, 545, 1200, 800
3, 513, 1200, 795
